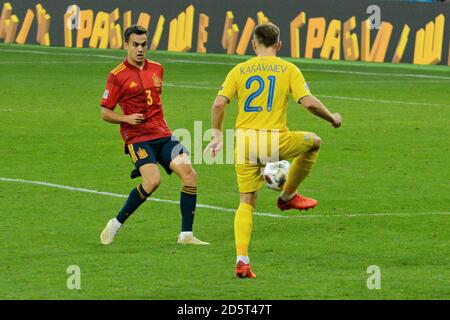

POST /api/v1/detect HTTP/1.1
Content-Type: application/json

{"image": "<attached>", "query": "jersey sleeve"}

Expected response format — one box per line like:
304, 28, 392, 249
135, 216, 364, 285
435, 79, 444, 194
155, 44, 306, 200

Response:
217, 66, 238, 102
290, 66, 312, 103
100, 73, 121, 110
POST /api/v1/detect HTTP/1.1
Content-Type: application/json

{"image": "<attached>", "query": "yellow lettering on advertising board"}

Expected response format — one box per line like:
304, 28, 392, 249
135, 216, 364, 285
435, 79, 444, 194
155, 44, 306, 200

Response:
4, 14, 18, 43
361, 19, 393, 62
290, 12, 306, 58
343, 16, 359, 61
76, 10, 93, 48
16, 9, 34, 45
197, 13, 209, 53
413, 14, 445, 65
150, 15, 165, 51
392, 25, 410, 63
36, 3, 50, 45
89, 11, 109, 49
320, 19, 341, 60
168, 5, 194, 52
236, 18, 255, 55
0, 2, 13, 39
109, 8, 122, 49
63, 5, 77, 47
305, 17, 326, 59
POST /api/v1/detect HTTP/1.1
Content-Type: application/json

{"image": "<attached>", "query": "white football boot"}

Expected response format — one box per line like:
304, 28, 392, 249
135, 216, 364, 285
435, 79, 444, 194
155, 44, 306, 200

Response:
177, 232, 210, 245
100, 218, 121, 245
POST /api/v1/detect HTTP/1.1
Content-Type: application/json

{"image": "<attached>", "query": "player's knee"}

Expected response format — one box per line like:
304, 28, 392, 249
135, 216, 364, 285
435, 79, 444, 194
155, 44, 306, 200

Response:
142, 178, 160, 193
182, 167, 197, 186
240, 192, 257, 207
311, 133, 321, 151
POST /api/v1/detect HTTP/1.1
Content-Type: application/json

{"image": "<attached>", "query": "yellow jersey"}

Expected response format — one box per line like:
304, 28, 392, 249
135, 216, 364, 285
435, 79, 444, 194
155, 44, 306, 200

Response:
218, 56, 311, 131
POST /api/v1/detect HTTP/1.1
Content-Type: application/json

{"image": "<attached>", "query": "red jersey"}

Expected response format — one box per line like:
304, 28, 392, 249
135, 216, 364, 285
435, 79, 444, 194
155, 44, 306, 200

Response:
100, 58, 172, 144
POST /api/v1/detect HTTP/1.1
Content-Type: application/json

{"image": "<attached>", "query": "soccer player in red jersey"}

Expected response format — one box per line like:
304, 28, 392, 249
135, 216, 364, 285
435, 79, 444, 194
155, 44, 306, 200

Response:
99, 25, 209, 245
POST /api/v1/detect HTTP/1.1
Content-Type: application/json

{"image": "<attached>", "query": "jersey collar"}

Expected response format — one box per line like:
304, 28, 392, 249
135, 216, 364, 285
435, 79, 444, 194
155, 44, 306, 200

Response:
124, 58, 148, 71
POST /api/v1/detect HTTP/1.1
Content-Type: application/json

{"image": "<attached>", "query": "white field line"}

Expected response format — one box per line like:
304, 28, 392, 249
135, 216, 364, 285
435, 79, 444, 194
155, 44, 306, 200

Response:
1, 48, 449, 80
1, 58, 448, 84
310, 79, 450, 83
1, 177, 449, 219
1, 59, 446, 106
165, 83, 218, 90
0, 48, 122, 60
300, 67, 450, 80
317, 95, 450, 107
0, 61, 112, 64
2, 47, 449, 107
164, 58, 450, 80
163, 83, 450, 107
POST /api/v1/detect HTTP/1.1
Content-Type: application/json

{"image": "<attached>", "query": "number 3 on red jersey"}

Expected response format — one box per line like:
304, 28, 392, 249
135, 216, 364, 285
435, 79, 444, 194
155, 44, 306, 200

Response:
145, 90, 153, 106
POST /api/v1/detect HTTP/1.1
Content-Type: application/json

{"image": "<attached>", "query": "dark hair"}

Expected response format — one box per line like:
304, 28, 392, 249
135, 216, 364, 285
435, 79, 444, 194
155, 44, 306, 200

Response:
253, 23, 280, 47
123, 25, 148, 43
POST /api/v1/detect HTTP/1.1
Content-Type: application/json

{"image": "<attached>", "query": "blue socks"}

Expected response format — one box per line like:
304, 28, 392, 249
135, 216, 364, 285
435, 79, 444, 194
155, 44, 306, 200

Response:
180, 186, 197, 232
116, 184, 150, 224
115, 184, 196, 231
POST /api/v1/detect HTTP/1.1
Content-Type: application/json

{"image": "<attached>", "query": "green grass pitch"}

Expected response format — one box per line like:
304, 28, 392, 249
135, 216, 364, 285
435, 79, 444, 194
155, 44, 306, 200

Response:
0, 43, 449, 299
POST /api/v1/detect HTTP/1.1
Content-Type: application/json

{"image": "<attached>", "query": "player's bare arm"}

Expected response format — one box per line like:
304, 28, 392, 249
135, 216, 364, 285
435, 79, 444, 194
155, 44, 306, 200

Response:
206, 95, 228, 157
299, 95, 342, 128
101, 107, 144, 125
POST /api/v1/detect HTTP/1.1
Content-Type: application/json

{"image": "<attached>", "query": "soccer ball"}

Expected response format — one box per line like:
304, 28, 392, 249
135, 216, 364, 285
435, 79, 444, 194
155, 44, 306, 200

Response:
263, 160, 290, 190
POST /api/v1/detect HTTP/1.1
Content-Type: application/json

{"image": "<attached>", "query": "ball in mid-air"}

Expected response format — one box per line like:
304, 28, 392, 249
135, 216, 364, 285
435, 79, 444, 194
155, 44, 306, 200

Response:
263, 160, 290, 190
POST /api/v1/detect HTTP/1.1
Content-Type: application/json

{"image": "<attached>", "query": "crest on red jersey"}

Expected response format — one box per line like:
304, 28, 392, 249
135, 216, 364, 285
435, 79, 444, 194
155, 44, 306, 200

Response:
152, 75, 162, 87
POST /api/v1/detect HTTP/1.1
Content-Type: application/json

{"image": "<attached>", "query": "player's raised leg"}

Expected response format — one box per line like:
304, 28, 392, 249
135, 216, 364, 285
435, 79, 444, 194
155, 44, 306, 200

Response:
100, 163, 159, 245
170, 154, 209, 245
235, 192, 257, 278
278, 133, 321, 211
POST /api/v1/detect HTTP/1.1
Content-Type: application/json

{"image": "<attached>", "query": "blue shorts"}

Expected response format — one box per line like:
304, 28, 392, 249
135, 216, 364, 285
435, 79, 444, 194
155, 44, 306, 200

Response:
125, 136, 188, 179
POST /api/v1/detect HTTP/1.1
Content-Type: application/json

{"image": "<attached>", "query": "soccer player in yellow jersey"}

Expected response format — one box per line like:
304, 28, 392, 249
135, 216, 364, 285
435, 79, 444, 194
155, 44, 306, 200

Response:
206, 23, 342, 278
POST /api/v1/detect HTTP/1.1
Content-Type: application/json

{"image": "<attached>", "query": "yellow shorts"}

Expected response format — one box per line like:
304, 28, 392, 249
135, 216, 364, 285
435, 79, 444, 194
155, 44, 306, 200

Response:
234, 130, 316, 193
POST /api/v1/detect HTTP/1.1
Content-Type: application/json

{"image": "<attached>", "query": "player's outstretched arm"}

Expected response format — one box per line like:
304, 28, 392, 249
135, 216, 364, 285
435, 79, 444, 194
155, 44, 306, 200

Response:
299, 95, 342, 128
205, 95, 228, 157
101, 107, 144, 125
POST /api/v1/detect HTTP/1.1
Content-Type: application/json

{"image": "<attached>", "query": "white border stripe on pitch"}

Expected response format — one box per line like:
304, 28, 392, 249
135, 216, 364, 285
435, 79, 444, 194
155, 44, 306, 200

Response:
1, 48, 449, 80
1, 177, 449, 219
